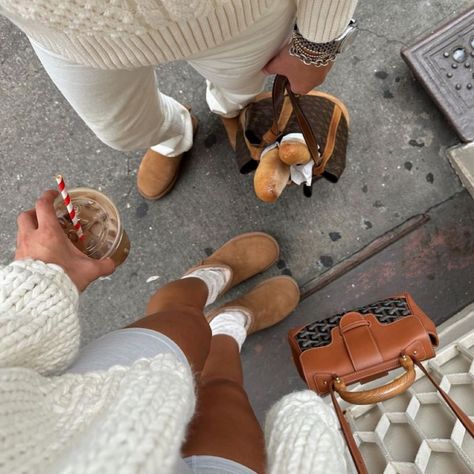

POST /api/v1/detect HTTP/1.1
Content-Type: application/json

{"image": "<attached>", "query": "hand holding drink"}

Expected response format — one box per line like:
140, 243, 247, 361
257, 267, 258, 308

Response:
15, 190, 115, 291
53, 177, 130, 266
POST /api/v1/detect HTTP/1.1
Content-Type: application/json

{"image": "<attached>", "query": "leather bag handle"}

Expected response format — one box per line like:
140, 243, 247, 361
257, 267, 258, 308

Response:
271, 75, 322, 168
333, 355, 416, 405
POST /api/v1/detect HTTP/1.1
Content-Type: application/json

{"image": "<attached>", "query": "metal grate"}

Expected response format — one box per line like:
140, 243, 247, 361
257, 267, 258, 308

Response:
402, 7, 474, 142
343, 308, 474, 473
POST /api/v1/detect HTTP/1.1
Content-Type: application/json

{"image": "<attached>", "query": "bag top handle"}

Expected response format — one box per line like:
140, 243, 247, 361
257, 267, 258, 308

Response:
271, 75, 322, 167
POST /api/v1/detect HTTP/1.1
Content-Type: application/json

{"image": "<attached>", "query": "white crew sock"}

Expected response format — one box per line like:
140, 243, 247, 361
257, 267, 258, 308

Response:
182, 266, 231, 306
209, 310, 249, 351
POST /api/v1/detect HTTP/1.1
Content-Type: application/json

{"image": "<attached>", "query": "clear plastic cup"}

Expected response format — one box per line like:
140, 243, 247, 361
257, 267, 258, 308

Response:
54, 187, 130, 266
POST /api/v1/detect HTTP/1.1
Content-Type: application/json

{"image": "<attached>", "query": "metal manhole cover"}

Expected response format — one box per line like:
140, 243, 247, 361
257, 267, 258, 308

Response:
402, 7, 474, 142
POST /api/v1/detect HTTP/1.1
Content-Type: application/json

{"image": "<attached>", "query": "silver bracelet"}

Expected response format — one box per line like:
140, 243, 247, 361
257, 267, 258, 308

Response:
289, 30, 338, 67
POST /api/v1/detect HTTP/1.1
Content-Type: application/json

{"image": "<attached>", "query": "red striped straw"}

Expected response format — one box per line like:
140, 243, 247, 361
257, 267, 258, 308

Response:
55, 175, 85, 240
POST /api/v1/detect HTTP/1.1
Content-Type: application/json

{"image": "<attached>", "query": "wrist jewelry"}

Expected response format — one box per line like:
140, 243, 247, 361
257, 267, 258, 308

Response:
289, 20, 359, 67
289, 30, 337, 67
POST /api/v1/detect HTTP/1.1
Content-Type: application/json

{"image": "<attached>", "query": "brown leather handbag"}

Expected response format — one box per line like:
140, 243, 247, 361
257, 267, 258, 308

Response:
288, 293, 474, 473
235, 74, 349, 196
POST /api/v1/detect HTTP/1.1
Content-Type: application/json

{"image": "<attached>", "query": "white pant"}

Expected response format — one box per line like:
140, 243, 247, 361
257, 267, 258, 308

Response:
30, 1, 295, 157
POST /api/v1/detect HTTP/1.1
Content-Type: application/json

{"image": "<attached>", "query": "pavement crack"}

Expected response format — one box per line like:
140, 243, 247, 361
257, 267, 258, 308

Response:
300, 189, 467, 298
359, 27, 407, 47
417, 189, 465, 216
385, 191, 465, 232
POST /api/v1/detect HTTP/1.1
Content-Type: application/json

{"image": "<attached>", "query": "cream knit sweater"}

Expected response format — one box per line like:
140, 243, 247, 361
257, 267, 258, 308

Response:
0, 0, 358, 69
0, 260, 196, 474
0, 259, 347, 474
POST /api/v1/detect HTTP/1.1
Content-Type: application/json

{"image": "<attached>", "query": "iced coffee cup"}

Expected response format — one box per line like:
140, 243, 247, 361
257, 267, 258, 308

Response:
54, 187, 130, 266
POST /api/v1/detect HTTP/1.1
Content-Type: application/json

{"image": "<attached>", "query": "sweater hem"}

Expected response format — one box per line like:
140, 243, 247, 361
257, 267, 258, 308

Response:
8, 0, 274, 69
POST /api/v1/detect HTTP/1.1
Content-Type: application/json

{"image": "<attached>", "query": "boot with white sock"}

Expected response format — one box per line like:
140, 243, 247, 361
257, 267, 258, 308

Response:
183, 265, 250, 350
182, 232, 301, 350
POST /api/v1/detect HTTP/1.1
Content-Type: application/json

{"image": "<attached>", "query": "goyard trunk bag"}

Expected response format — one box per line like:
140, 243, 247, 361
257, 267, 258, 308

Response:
288, 293, 474, 473
235, 74, 349, 196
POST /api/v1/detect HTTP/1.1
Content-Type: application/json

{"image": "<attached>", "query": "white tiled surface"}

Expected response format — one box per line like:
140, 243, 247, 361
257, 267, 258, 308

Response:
342, 303, 474, 473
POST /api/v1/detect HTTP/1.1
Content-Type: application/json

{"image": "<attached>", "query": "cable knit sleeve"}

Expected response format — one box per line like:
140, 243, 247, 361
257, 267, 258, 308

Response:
296, 0, 358, 43
0, 259, 80, 375
265, 390, 348, 474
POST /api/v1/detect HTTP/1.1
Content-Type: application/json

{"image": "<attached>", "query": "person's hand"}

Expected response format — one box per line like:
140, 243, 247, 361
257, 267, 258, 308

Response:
263, 44, 333, 94
15, 190, 115, 291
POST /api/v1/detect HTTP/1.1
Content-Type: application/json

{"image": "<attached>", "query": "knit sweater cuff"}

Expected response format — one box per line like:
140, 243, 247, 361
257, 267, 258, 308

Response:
0, 259, 80, 374
265, 390, 348, 474
296, 0, 358, 43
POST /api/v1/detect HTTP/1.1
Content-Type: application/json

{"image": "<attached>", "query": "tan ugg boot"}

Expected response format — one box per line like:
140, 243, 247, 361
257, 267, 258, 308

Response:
183, 232, 280, 297
206, 276, 300, 334
220, 116, 240, 151
137, 114, 198, 200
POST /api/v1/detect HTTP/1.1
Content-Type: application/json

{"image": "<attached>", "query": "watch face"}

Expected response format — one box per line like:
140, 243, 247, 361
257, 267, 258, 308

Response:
339, 26, 359, 53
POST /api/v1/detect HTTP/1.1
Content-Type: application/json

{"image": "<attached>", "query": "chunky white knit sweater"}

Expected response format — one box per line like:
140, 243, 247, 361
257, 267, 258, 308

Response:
266, 391, 348, 473
0, 260, 347, 473
0, 260, 196, 474
0, 0, 358, 69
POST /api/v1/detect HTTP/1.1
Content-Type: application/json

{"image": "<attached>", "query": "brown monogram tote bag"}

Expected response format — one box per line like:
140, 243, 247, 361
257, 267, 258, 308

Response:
235, 75, 349, 196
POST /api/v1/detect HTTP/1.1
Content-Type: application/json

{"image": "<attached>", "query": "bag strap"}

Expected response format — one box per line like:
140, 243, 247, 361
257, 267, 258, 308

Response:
330, 358, 474, 474
413, 357, 474, 437
329, 384, 368, 474
271, 75, 322, 167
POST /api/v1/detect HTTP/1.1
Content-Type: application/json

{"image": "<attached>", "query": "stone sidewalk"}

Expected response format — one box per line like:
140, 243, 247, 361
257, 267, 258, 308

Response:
0, 1, 471, 355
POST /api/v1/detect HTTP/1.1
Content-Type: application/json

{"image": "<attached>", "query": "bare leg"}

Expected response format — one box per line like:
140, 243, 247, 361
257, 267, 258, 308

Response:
128, 278, 211, 372
182, 335, 266, 473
